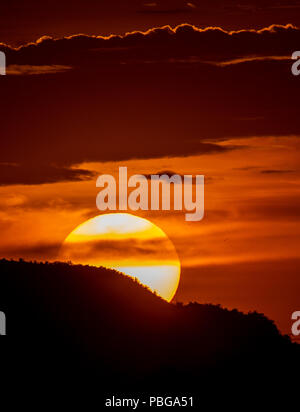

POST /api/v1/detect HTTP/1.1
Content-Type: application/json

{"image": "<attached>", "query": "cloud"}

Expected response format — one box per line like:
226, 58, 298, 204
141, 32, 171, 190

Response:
0, 163, 95, 186
207, 55, 291, 67
60, 237, 175, 263
139, 0, 197, 14
145, 170, 182, 179
0, 242, 61, 260
0, 23, 300, 185
1, 23, 298, 67
144, 170, 207, 183
2, 238, 173, 262
260, 169, 296, 174
1, 0, 300, 47
6, 64, 72, 75
245, 197, 300, 221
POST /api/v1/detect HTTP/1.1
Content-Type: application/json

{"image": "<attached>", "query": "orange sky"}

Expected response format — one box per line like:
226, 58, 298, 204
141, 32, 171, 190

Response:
0, 5, 300, 336
1, 135, 299, 333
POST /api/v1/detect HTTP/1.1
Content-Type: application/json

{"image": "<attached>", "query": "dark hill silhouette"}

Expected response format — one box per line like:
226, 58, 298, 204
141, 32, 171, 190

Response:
0, 259, 299, 407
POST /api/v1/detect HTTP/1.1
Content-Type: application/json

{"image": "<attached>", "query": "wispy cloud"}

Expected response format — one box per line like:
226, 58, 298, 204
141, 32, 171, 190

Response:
206, 55, 291, 67
6, 64, 72, 75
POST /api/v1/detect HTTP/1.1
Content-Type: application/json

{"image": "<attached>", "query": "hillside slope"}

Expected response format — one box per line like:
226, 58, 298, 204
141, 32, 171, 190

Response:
0, 259, 299, 405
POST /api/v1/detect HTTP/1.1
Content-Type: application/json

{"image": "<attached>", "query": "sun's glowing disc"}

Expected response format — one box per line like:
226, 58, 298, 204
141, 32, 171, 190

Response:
59, 213, 180, 302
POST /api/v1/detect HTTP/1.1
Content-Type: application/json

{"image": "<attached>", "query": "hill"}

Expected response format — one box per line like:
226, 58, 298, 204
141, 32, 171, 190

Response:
0, 259, 299, 406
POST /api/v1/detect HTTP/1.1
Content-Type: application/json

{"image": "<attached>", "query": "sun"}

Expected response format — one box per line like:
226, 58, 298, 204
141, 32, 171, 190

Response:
59, 213, 181, 302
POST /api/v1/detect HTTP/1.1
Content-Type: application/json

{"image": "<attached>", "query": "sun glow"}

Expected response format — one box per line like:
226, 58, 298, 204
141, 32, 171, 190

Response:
59, 213, 180, 301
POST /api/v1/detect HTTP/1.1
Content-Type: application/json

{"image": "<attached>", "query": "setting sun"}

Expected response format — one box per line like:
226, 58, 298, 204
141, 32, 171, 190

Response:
59, 213, 181, 301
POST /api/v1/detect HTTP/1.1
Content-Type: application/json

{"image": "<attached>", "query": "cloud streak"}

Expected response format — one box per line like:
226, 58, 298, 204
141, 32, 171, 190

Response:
1, 24, 298, 66
0, 23, 300, 185
0, 164, 95, 186
6, 64, 72, 75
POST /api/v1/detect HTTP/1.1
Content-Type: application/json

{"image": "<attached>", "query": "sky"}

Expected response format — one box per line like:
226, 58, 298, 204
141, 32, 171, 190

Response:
0, 1, 300, 335
1, 0, 300, 45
